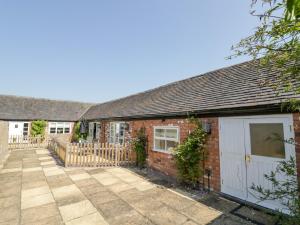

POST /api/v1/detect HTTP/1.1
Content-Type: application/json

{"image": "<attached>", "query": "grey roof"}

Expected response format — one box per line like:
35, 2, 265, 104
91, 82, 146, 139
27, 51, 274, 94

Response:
83, 60, 299, 120
0, 95, 92, 121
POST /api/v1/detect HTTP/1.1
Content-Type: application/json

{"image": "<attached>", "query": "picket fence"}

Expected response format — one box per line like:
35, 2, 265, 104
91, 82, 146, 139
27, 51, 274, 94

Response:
8, 135, 48, 149
48, 139, 135, 167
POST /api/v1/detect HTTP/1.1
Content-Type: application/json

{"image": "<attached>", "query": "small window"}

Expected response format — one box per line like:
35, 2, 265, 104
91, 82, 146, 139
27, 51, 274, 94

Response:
250, 123, 285, 158
154, 127, 179, 152
64, 127, 70, 134
15, 124, 18, 128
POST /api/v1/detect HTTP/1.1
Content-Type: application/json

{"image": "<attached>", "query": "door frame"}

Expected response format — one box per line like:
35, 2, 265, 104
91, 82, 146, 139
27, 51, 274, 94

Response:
219, 114, 295, 208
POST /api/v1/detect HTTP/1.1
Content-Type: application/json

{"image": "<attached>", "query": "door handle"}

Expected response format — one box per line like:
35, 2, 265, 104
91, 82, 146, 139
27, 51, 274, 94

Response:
245, 154, 251, 163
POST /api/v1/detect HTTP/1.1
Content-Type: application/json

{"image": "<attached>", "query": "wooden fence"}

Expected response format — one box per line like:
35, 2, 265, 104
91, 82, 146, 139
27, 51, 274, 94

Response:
48, 139, 136, 167
8, 135, 48, 150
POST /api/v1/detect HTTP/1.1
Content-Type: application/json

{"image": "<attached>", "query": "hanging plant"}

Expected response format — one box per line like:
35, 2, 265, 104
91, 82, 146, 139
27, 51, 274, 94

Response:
174, 118, 207, 186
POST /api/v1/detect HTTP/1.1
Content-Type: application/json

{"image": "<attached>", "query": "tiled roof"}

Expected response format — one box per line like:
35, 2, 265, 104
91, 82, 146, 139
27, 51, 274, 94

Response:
83, 60, 299, 120
0, 95, 92, 121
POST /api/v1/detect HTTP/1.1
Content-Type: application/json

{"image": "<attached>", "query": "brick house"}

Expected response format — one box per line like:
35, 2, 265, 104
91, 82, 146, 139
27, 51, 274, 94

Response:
0, 60, 299, 211
81, 61, 300, 211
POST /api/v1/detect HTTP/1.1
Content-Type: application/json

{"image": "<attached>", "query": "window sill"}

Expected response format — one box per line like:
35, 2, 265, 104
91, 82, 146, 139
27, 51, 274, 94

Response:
152, 149, 174, 155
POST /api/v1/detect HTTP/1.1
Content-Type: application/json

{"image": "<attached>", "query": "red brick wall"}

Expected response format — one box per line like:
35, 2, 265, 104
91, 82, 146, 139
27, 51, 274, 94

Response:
98, 117, 220, 191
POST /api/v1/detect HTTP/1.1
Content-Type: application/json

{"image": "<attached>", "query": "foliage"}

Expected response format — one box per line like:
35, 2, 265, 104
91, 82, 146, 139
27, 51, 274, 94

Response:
230, 0, 300, 109
132, 127, 147, 168
71, 122, 87, 142
251, 157, 300, 225
30, 120, 46, 137
173, 118, 207, 186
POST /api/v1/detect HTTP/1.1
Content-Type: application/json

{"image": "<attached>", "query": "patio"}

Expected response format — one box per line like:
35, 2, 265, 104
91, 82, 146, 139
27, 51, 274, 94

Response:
0, 148, 276, 225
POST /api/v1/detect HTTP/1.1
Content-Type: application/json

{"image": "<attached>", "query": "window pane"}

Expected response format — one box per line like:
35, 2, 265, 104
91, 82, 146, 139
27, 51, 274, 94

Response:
64, 128, 70, 133
250, 123, 285, 158
57, 128, 64, 134
154, 139, 165, 151
166, 140, 177, 151
155, 129, 165, 138
165, 129, 177, 139
50, 128, 56, 134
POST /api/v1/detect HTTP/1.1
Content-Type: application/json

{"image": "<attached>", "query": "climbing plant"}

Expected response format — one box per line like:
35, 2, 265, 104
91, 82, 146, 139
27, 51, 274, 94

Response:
174, 118, 207, 186
30, 120, 46, 137
71, 122, 87, 142
132, 127, 147, 168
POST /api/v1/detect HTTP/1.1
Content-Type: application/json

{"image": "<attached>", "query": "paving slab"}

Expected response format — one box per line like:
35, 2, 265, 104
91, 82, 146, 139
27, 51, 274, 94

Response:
0, 205, 20, 224
0, 195, 19, 209
21, 192, 55, 209
59, 200, 97, 222
52, 184, 86, 206
65, 212, 108, 225
22, 186, 50, 198
22, 215, 64, 225
145, 206, 188, 225
21, 203, 61, 224
69, 172, 91, 181
79, 183, 107, 197
96, 199, 135, 219
73, 177, 99, 187
89, 190, 119, 205
106, 210, 153, 225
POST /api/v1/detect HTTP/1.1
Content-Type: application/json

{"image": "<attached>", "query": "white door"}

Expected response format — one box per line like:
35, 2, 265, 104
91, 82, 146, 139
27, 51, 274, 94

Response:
219, 118, 247, 200
220, 114, 295, 211
9, 122, 24, 136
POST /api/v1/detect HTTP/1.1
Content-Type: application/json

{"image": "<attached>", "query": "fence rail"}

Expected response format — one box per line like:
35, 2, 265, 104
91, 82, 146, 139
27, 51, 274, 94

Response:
48, 139, 135, 167
8, 135, 48, 149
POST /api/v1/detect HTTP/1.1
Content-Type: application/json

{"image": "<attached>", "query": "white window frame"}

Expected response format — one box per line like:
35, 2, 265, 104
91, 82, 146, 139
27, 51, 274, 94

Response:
153, 126, 179, 153
49, 122, 72, 134
109, 122, 126, 145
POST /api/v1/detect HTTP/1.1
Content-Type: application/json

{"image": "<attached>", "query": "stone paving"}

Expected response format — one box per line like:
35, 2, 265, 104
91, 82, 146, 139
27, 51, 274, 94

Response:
0, 148, 222, 225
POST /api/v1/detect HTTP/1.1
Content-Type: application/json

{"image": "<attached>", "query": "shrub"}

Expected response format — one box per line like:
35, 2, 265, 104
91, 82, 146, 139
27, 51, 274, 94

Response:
251, 157, 300, 225
174, 118, 207, 186
132, 127, 147, 168
30, 120, 46, 137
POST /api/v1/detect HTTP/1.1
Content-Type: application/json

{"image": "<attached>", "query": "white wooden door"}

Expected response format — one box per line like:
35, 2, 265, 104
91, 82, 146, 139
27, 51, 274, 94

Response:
9, 122, 24, 136
244, 116, 295, 211
220, 115, 295, 211
219, 118, 247, 200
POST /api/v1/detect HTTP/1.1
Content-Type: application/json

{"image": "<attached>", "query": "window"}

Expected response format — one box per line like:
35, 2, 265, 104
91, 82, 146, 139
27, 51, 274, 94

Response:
23, 123, 29, 136
49, 122, 71, 134
109, 122, 126, 144
250, 123, 285, 158
154, 127, 179, 152
88, 122, 101, 140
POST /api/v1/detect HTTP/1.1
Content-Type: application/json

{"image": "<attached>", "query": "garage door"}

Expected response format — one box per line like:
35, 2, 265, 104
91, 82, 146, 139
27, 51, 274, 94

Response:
219, 114, 295, 211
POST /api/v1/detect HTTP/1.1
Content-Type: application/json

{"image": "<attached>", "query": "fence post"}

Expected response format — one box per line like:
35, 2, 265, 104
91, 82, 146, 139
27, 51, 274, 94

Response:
115, 144, 118, 166
65, 144, 69, 167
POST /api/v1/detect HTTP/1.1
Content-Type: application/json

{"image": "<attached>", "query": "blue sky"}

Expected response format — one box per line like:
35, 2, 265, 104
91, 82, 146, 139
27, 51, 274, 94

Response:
0, 0, 259, 103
